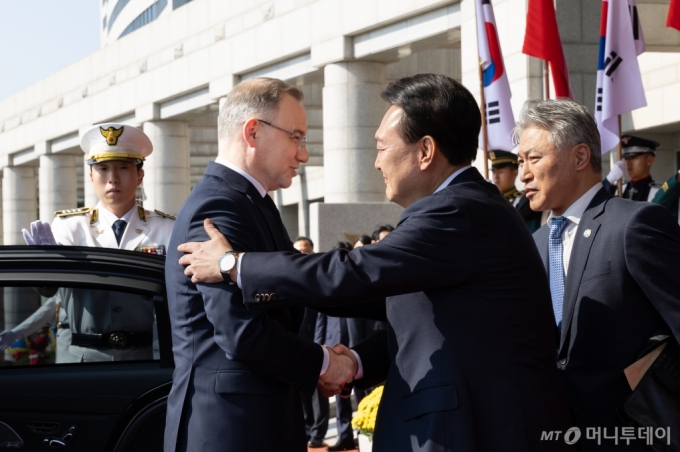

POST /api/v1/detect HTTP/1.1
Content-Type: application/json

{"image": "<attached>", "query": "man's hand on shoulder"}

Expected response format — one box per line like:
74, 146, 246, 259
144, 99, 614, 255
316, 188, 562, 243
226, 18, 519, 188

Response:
318, 345, 357, 398
178, 218, 233, 283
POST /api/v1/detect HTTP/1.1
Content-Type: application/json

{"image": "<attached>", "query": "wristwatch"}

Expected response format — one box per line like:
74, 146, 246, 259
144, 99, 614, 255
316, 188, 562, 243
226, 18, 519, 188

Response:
218, 251, 240, 283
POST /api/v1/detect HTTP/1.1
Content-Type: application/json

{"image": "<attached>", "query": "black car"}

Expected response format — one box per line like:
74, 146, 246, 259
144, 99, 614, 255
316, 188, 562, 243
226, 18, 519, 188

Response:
0, 246, 172, 452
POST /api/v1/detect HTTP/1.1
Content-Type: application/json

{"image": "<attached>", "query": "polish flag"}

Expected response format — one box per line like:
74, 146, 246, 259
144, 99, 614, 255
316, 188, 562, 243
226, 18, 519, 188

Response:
476, 0, 515, 152
522, 0, 573, 99
595, 0, 647, 154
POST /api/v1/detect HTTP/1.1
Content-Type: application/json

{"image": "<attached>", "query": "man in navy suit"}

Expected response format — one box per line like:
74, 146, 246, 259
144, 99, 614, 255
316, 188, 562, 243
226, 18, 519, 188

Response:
179, 74, 573, 452
516, 99, 680, 451
164, 77, 356, 452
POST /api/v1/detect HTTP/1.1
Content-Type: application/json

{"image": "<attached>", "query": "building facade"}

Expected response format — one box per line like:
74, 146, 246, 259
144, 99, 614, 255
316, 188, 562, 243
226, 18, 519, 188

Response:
1, 0, 679, 255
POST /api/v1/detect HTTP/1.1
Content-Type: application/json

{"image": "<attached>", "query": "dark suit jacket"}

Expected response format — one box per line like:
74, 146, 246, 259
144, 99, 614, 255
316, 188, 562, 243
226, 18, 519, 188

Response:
314, 314, 349, 348
533, 187, 680, 452
163, 163, 323, 452
239, 167, 574, 452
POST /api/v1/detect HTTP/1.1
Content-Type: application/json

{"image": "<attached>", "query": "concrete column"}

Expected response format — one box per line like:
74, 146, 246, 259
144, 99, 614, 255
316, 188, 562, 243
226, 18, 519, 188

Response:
142, 121, 190, 215
323, 61, 388, 203
3, 166, 37, 245
39, 154, 78, 221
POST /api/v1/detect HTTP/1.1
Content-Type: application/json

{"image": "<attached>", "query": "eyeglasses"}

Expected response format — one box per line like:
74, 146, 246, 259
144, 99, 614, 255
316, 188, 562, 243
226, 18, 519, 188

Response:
258, 119, 307, 150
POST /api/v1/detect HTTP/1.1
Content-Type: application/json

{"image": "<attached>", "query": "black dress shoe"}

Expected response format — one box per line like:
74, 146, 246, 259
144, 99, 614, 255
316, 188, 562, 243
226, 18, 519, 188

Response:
326, 439, 355, 451
308, 438, 325, 448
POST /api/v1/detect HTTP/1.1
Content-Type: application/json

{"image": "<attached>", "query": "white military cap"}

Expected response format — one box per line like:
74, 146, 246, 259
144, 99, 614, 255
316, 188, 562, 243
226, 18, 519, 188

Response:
81, 123, 153, 165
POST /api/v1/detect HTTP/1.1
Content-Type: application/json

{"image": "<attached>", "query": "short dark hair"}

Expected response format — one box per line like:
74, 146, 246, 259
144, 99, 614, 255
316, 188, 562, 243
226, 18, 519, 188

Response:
294, 236, 314, 248
333, 241, 353, 251
380, 74, 481, 166
354, 235, 372, 247
371, 224, 394, 242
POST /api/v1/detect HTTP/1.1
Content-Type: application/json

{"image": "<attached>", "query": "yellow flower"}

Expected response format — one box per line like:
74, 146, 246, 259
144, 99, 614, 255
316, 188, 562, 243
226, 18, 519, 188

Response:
351, 385, 384, 438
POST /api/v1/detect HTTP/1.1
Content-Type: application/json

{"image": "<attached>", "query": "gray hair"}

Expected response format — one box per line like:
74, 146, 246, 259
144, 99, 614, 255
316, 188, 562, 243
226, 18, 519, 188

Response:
217, 77, 304, 144
513, 99, 602, 173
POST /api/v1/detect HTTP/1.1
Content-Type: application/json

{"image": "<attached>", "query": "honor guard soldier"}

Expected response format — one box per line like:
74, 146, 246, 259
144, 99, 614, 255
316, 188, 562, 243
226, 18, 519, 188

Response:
0, 123, 175, 363
650, 169, 680, 224
489, 150, 542, 233
603, 135, 680, 221
603, 135, 662, 201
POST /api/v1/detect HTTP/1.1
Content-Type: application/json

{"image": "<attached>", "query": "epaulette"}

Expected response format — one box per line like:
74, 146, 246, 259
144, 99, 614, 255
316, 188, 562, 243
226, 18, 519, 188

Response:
661, 181, 669, 193
154, 209, 176, 221
55, 207, 94, 219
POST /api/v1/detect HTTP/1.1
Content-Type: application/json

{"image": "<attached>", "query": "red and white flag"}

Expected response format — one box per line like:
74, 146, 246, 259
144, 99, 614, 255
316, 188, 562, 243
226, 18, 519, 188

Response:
522, 0, 573, 99
668, 0, 680, 31
595, 0, 647, 153
476, 0, 515, 152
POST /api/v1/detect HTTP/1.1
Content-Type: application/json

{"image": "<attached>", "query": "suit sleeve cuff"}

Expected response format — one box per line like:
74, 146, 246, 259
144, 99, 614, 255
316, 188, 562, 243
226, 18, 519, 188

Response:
319, 345, 329, 376
352, 350, 364, 379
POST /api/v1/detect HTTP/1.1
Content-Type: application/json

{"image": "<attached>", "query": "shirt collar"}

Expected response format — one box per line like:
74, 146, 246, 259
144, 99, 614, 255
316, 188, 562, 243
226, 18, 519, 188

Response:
215, 156, 267, 198
99, 203, 136, 225
433, 165, 472, 194
547, 183, 601, 227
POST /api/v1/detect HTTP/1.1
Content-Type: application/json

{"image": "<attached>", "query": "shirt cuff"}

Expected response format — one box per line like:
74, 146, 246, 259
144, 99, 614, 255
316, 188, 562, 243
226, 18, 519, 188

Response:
352, 350, 364, 380
319, 345, 329, 376
236, 252, 245, 288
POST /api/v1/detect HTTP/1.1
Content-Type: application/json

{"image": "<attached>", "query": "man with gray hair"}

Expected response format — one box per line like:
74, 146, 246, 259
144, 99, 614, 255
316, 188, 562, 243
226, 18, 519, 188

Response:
164, 77, 356, 452
516, 98, 680, 451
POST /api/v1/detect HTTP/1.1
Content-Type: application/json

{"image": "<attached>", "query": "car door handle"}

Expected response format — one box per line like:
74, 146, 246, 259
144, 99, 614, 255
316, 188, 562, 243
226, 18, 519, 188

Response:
42, 425, 76, 448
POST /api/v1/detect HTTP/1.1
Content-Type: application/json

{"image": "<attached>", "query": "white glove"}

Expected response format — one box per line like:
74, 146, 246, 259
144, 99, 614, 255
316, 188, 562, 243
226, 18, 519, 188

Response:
0, 330, 23, 351
22, 221, 60, 246
606, 160, 626, 184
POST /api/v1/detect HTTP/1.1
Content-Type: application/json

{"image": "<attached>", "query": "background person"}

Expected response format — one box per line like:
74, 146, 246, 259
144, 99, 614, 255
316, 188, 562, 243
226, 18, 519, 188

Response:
516, 99, 680, 451
294, 236, 331, 449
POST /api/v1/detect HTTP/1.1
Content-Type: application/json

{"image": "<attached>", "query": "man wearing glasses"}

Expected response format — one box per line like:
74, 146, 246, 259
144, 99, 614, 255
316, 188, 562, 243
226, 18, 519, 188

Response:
164, 77, 357, 452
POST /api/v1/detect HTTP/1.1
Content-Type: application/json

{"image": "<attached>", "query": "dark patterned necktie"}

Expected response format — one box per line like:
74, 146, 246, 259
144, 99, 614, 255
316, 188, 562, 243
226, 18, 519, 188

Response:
113, 219, 127, 245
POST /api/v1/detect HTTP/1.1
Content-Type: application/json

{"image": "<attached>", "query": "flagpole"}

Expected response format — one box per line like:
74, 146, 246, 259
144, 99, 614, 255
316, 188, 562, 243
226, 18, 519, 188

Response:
617, 115, 623, 197
544, 60, 551, 99
478, 59, 489, 179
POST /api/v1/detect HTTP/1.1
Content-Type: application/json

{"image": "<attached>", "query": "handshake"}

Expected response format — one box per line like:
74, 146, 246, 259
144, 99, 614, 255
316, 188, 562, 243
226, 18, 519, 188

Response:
318, 343, 359, 398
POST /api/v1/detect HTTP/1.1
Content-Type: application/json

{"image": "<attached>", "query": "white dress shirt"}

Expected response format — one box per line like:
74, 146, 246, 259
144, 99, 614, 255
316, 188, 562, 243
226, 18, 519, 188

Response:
546, 183, 601, 276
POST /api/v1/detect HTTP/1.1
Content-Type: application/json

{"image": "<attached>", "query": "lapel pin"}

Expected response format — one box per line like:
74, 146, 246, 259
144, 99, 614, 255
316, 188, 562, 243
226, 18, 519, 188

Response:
97, 229, 104, 234
583, 229, 591, 238
135, 228, 143, 234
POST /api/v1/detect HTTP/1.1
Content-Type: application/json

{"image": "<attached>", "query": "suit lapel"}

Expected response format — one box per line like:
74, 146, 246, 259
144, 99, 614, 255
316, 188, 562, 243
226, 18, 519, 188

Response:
558, 188, 609, 352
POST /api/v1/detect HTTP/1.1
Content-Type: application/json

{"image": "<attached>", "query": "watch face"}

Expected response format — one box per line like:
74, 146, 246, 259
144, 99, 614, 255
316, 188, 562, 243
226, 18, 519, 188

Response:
219, 253, 236, 272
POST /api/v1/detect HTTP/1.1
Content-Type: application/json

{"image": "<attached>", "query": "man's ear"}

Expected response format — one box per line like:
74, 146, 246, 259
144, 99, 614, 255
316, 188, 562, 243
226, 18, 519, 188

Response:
243, 118, 259, 148
419, 136, 436, 170
137, 168, 145, 185
574, 144, 592, 171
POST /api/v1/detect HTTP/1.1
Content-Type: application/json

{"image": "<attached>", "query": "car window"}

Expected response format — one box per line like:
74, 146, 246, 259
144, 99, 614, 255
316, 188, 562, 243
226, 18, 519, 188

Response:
1, 285, 160, 367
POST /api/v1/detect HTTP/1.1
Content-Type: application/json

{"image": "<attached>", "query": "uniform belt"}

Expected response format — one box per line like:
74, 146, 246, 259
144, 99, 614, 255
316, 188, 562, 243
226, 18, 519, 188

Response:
71, 332, 152, 349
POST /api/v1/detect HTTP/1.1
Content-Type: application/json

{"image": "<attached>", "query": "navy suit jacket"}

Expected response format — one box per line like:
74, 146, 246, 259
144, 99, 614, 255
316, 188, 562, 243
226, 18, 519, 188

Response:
163, 162, 323, 452
534, 187, 680, 452
239, 167, 574, 452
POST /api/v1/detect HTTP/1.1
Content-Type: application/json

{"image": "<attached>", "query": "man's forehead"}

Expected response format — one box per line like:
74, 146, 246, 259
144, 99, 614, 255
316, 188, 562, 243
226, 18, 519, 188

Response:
375, 105, 403, 141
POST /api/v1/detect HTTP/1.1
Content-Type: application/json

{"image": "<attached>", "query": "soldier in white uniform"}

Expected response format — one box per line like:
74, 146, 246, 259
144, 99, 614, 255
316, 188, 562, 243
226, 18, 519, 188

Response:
0, 123, 175, 363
